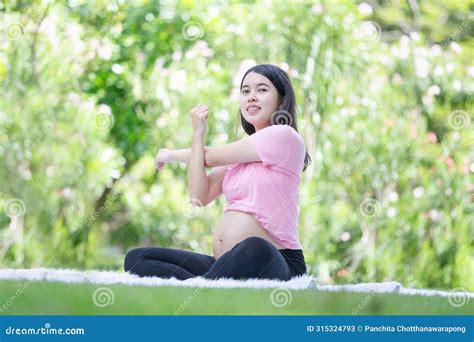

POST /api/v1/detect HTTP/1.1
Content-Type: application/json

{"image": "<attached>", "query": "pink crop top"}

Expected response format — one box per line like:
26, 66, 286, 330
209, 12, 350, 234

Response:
221, 124, 306, 250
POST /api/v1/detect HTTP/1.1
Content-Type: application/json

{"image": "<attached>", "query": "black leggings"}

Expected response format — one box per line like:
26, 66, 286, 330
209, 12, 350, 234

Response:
124, 236, 307, 281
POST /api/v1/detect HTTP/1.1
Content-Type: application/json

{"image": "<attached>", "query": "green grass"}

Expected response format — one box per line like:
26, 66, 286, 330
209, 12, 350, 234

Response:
0, 280, 471, 315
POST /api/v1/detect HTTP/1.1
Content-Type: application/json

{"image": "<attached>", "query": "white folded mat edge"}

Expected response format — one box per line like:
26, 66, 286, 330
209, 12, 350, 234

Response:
0, 268, 472, 299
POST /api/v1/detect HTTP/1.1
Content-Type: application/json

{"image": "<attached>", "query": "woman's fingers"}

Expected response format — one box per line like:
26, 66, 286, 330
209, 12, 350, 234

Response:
156, 161, 164, 172
194, 109, 208, 117
196, 105, 209, 116
190, 104, 209, 133
192, 104, 207, 113
194, 110, 209, 120
192, 104, 208, 114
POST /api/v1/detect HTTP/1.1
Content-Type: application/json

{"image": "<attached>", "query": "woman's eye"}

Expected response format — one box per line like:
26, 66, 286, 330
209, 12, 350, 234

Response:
241, 89, 266, 94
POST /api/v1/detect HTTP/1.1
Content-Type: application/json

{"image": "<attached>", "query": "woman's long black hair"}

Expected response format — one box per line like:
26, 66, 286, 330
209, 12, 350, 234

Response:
238, 64, 312, 172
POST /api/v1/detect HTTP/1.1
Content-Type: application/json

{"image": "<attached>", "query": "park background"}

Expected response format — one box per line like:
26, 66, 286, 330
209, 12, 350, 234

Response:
0, 0, 472, 291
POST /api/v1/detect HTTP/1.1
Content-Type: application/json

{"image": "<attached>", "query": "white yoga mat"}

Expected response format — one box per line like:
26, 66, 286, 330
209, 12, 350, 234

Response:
0, 268, 472, 299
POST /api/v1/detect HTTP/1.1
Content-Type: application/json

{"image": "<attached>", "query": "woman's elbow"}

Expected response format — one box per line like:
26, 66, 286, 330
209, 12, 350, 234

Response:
204, 147, 217, 167
189, 197, 207, 207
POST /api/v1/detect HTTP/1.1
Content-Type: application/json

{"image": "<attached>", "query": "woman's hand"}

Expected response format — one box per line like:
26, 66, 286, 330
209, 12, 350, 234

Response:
190, 104, 209, 137
155, 148, 174, 172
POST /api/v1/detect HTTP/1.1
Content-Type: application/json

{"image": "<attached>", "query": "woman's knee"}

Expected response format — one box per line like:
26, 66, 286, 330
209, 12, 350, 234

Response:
124, 247, 148, 272
237, 236, 276, 259
241, 236, 274, 248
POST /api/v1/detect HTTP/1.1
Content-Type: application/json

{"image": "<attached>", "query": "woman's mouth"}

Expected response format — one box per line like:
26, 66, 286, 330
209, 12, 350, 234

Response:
247, 106, 261, 114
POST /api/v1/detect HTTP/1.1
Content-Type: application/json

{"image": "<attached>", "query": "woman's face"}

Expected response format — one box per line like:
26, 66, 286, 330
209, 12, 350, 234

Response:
239, 72, 282, 131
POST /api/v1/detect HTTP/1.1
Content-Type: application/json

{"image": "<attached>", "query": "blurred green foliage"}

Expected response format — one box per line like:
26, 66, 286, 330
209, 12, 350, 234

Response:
0, 0, 472, 290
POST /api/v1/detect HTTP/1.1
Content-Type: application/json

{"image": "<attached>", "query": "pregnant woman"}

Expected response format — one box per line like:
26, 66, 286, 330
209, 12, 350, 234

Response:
124, 64, 311, 281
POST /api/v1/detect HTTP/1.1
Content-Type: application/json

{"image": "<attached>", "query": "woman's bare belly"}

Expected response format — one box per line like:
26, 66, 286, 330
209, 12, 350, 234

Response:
213, 210, 285, 259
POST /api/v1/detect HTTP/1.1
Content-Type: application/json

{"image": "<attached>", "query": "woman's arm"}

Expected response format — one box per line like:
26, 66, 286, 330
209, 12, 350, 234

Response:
188, 105, 211, 206
172, 148, 212, 167
188, 133, 209, 206
158, 138, 261, 171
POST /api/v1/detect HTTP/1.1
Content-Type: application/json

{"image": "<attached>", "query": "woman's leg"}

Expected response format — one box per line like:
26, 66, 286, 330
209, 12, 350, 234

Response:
124, 247, 216, 280
202, 236, 291, 281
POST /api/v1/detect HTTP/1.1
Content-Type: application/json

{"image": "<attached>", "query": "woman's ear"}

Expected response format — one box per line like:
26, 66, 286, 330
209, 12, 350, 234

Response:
278, 96, 285, 109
